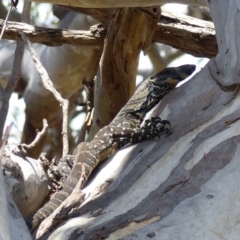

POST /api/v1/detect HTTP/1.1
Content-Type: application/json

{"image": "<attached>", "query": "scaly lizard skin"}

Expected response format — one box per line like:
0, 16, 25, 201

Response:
26, 64, 196, 230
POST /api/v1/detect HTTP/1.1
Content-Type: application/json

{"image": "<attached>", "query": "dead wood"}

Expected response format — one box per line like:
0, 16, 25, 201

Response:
0, 10, 217, 58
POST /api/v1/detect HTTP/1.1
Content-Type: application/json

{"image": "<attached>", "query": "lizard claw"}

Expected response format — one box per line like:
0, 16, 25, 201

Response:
164, 127, 173, 137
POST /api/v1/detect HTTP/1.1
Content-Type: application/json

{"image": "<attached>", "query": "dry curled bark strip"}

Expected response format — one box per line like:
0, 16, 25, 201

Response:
20, 33, 70, 157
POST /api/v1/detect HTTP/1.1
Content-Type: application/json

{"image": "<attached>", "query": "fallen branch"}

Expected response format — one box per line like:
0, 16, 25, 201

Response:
20, 33, 70, 158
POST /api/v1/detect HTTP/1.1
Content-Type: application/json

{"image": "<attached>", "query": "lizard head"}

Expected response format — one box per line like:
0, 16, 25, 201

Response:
149, 64, 196, 90
118, 65, 196, 125
145, 64, 196, 110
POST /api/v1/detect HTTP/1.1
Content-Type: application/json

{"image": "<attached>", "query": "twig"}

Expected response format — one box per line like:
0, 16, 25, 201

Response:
0, 0, 19, 41
0, 0, 31, 139
0, 4, 13, 42
20, 119, 49, 154
20, 33, 69, 158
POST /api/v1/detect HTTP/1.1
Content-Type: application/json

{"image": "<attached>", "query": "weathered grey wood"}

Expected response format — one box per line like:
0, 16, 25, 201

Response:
0, 146, 32, 240
0, 10, 217, 58
0, 12, 103, 158
0, 19, 105, 46
2, 144, 50, 218
0, 158, 10, 240
29, 0, 209, 8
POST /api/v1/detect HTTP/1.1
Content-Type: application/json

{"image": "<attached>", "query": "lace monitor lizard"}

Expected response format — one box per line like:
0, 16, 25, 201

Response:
26, 64, 196, 230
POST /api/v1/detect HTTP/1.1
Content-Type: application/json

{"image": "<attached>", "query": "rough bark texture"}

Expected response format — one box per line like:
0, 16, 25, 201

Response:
29, 0, 209, 8
156, 10, 216, 58
0, 19, 106, 46
87, 7, 160, 139
0, 10, 217, 58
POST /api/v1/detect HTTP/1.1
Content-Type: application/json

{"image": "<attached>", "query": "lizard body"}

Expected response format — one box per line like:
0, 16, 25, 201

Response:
26, 64, 195, 230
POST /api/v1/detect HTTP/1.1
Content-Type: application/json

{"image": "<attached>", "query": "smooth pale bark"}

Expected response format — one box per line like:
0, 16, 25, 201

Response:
0, 146, 32, 240
209, 0, 240, 86
31, 0, 240, 239
0, 158, 10, 240
36, 67, 240, 240
2, 144, 50, 218
35, 61, 240, 240
3, 0, 240, 239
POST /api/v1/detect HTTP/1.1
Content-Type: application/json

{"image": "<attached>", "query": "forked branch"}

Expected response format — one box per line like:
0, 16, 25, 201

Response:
21, 33, 69, 157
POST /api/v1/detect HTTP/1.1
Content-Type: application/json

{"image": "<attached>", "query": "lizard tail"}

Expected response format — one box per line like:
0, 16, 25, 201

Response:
25, 183, 74, 231
26, 143, 99, 231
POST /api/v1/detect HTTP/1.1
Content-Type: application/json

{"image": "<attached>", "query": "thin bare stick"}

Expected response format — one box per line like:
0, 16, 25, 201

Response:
20, 33, 69, 158
20, 119, 49, 154
0, 0, 31, 139
0, 4, 13, 41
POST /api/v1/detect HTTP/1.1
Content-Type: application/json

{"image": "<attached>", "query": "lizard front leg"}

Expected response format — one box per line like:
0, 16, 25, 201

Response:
112, 117, 172, 146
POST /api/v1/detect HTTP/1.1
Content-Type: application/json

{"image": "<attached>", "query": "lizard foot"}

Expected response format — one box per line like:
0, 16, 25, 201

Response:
113, 116, 172, 146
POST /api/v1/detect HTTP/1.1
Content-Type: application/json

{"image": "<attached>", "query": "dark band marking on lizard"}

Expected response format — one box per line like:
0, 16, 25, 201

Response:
26, 64, 196, 230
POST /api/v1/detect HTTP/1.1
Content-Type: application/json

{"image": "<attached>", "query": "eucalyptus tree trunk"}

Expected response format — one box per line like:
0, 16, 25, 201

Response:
1, 0, 240, 239
31, 0, 240, 239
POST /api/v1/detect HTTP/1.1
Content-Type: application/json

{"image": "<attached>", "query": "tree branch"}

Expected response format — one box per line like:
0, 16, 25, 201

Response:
30, 0, 209, 8
0, 10, 217, 58
20, 119, 49, 154
0, 1, 31, 139
21, 33, 70, 157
